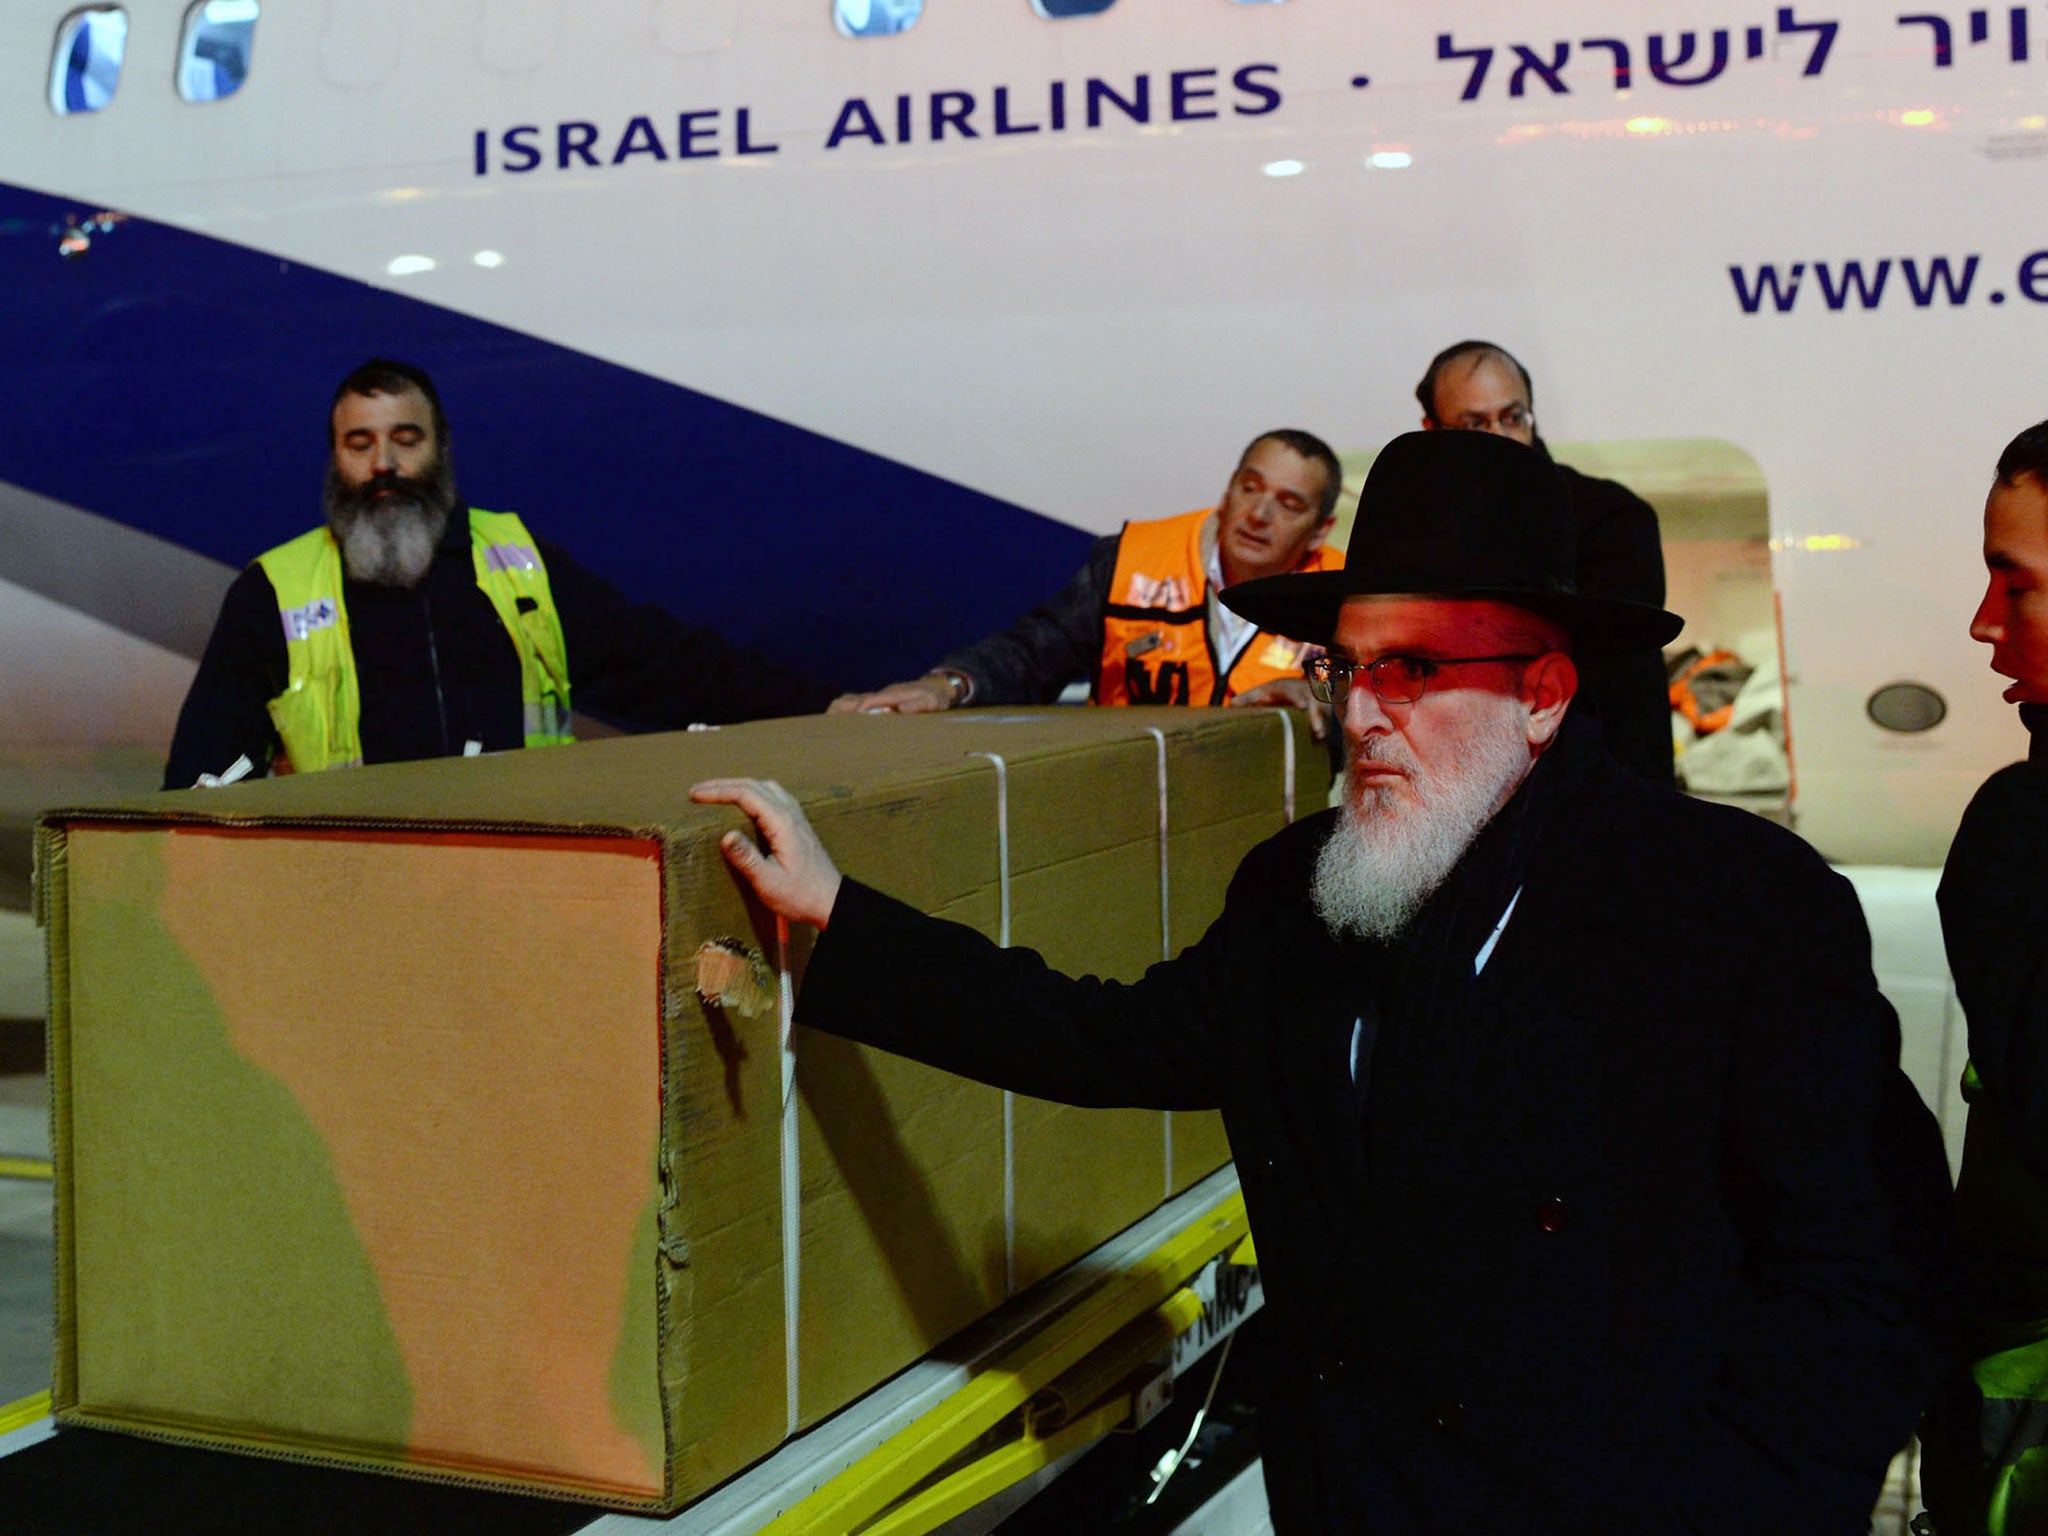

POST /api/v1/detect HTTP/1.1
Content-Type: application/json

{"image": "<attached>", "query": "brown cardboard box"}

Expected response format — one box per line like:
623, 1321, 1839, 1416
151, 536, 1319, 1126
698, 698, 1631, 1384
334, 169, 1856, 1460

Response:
36, 707, 1324, 1511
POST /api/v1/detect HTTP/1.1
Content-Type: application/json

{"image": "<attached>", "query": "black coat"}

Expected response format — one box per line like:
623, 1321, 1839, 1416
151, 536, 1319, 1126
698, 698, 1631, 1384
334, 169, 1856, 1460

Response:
798, 717, 1951, 1533
1920, 708, 2048, 1527
1939, 708, 2048, 1186
934, 531, 1121, 704
1555, 461, 1675, 786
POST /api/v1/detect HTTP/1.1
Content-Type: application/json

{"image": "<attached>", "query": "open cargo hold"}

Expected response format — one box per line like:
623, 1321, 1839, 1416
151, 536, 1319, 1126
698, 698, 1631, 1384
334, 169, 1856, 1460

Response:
35, 707, 1324, 1512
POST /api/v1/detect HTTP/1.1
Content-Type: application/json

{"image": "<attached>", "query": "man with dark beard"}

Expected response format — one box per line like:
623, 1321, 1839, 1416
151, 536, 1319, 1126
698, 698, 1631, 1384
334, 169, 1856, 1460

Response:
690, 430, 1951, 1533
164, 358, 834, 787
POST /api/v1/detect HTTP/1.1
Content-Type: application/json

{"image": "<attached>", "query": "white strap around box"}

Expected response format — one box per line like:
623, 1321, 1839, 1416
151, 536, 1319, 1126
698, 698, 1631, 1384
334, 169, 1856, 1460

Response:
967, 751, 1016, 1295
1276, 708, 1298, 825
776, 913, 801, 1437
1142, 728, 1174, 1199
770, 714, 1308, 1424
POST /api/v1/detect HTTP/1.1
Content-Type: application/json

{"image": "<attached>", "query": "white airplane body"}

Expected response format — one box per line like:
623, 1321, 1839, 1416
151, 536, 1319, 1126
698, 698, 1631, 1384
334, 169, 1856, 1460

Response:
5, 1, 2034, 867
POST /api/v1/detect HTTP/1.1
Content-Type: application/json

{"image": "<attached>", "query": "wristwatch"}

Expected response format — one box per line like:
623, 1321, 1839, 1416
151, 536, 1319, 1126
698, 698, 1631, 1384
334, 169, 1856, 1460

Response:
933, 668, 974, 707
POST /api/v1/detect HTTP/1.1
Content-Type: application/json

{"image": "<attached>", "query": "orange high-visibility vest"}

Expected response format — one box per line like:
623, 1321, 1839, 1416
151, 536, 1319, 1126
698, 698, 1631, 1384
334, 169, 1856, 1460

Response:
1094, 508, 1343, 706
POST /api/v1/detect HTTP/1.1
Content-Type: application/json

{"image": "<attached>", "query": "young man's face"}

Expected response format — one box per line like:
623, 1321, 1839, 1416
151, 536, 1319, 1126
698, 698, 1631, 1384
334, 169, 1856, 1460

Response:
1972, 472, 2048, 705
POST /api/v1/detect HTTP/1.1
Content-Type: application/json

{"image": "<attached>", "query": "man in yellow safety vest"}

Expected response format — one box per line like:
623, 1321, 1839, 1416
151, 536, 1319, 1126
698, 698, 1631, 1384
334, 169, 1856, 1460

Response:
165, 358, 833, 787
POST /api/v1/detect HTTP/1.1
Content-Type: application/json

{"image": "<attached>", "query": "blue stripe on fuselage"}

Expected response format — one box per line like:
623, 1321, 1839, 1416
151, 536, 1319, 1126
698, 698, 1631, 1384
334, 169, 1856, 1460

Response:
0, 181, 1089, 688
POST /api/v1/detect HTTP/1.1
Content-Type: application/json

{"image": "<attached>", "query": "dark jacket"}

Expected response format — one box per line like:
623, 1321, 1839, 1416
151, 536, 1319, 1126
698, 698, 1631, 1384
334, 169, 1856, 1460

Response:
798, 716, 1951, 1532
1940, 707, 2048, 1186
1553, 459, 1675, 786
164, 507, 836, 788
1921, 707, 2048, 1530
935, 533, 1122, 704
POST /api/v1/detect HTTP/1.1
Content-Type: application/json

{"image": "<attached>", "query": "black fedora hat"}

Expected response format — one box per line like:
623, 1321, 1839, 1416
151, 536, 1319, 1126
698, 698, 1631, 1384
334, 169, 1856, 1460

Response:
1221, 430, 1682, 653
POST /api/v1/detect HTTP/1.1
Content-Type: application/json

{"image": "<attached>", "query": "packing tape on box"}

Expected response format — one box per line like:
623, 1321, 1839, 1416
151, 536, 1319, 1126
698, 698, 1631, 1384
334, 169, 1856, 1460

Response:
968, 751, 1017, 1295
1144, 728, 1173, 1198
1142, 728, 1171, 964
1277, 709, 1298, 824
1149, 713, 1294, 1200
958, 715, 1293, 1288
776, 912, 801, 1437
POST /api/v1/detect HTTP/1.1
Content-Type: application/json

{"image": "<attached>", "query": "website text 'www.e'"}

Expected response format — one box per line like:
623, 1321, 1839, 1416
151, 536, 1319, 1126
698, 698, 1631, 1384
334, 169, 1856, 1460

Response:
1728, 253, 2048, 314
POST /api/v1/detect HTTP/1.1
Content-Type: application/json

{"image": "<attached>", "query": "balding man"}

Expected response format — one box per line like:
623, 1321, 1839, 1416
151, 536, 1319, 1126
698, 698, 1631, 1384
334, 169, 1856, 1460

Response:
1417, 339, 1674, 784
697, 431, 1948, 1534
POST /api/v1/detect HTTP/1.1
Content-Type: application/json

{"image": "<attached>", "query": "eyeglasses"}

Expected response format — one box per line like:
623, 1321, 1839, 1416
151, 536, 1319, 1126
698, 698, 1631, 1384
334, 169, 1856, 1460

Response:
1450, 402, 1534, 435
1304, 652, 1542, 705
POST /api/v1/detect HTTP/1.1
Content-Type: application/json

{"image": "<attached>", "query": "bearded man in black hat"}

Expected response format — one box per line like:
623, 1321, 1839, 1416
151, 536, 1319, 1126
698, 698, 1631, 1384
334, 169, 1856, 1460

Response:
692, 431, 1951, 1533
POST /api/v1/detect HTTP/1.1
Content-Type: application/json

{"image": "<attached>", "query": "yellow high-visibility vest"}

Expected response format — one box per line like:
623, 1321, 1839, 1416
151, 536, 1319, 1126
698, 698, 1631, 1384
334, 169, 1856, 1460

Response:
255, 508, 573, 773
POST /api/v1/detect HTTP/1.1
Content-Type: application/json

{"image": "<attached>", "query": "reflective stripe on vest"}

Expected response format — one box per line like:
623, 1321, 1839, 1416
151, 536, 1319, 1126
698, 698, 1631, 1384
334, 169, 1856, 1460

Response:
255, 508, 572, 773
466, 509, 574, 751
1094, 508, 1343, 707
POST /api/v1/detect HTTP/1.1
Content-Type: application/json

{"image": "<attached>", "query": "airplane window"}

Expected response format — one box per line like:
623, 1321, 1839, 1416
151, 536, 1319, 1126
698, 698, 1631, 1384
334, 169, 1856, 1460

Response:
1032, 0, 1117, 15
834, 0, 922, 36
48, 7, 129, 116
177, 0, 258, 103
1867, 682, 1947, 734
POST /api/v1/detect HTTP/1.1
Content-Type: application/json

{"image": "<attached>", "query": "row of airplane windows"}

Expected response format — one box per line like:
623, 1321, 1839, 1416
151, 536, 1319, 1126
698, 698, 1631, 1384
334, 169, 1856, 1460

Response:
50, 0, 1295, 116
53, 2, 254, 114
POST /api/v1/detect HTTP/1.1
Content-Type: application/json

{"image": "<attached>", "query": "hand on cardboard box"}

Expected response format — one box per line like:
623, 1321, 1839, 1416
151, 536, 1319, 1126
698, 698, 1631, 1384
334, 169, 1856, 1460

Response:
826, 671, 963, 714
1225, 676, 1329, 741
690, 777, 843, 930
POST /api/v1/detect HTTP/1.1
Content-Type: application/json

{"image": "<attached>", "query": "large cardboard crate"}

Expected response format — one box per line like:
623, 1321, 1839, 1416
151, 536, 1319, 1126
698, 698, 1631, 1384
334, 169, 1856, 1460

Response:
35, 708, 1323, 1511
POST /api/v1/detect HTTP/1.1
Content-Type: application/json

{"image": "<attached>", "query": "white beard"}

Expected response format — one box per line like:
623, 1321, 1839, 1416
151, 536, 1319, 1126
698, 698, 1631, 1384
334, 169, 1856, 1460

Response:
334, 498, 445, 588
1311, 698, 1536, 942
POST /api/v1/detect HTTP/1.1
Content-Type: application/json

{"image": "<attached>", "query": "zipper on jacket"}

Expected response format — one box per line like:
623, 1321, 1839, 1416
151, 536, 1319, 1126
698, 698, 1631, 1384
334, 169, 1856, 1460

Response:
421, 586, 452, 756
1204, 586, 1256, 706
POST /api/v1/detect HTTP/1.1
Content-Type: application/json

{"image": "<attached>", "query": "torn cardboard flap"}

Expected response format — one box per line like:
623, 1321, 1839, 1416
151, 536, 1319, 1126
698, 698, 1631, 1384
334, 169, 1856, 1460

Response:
694, 938, 774, 1017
